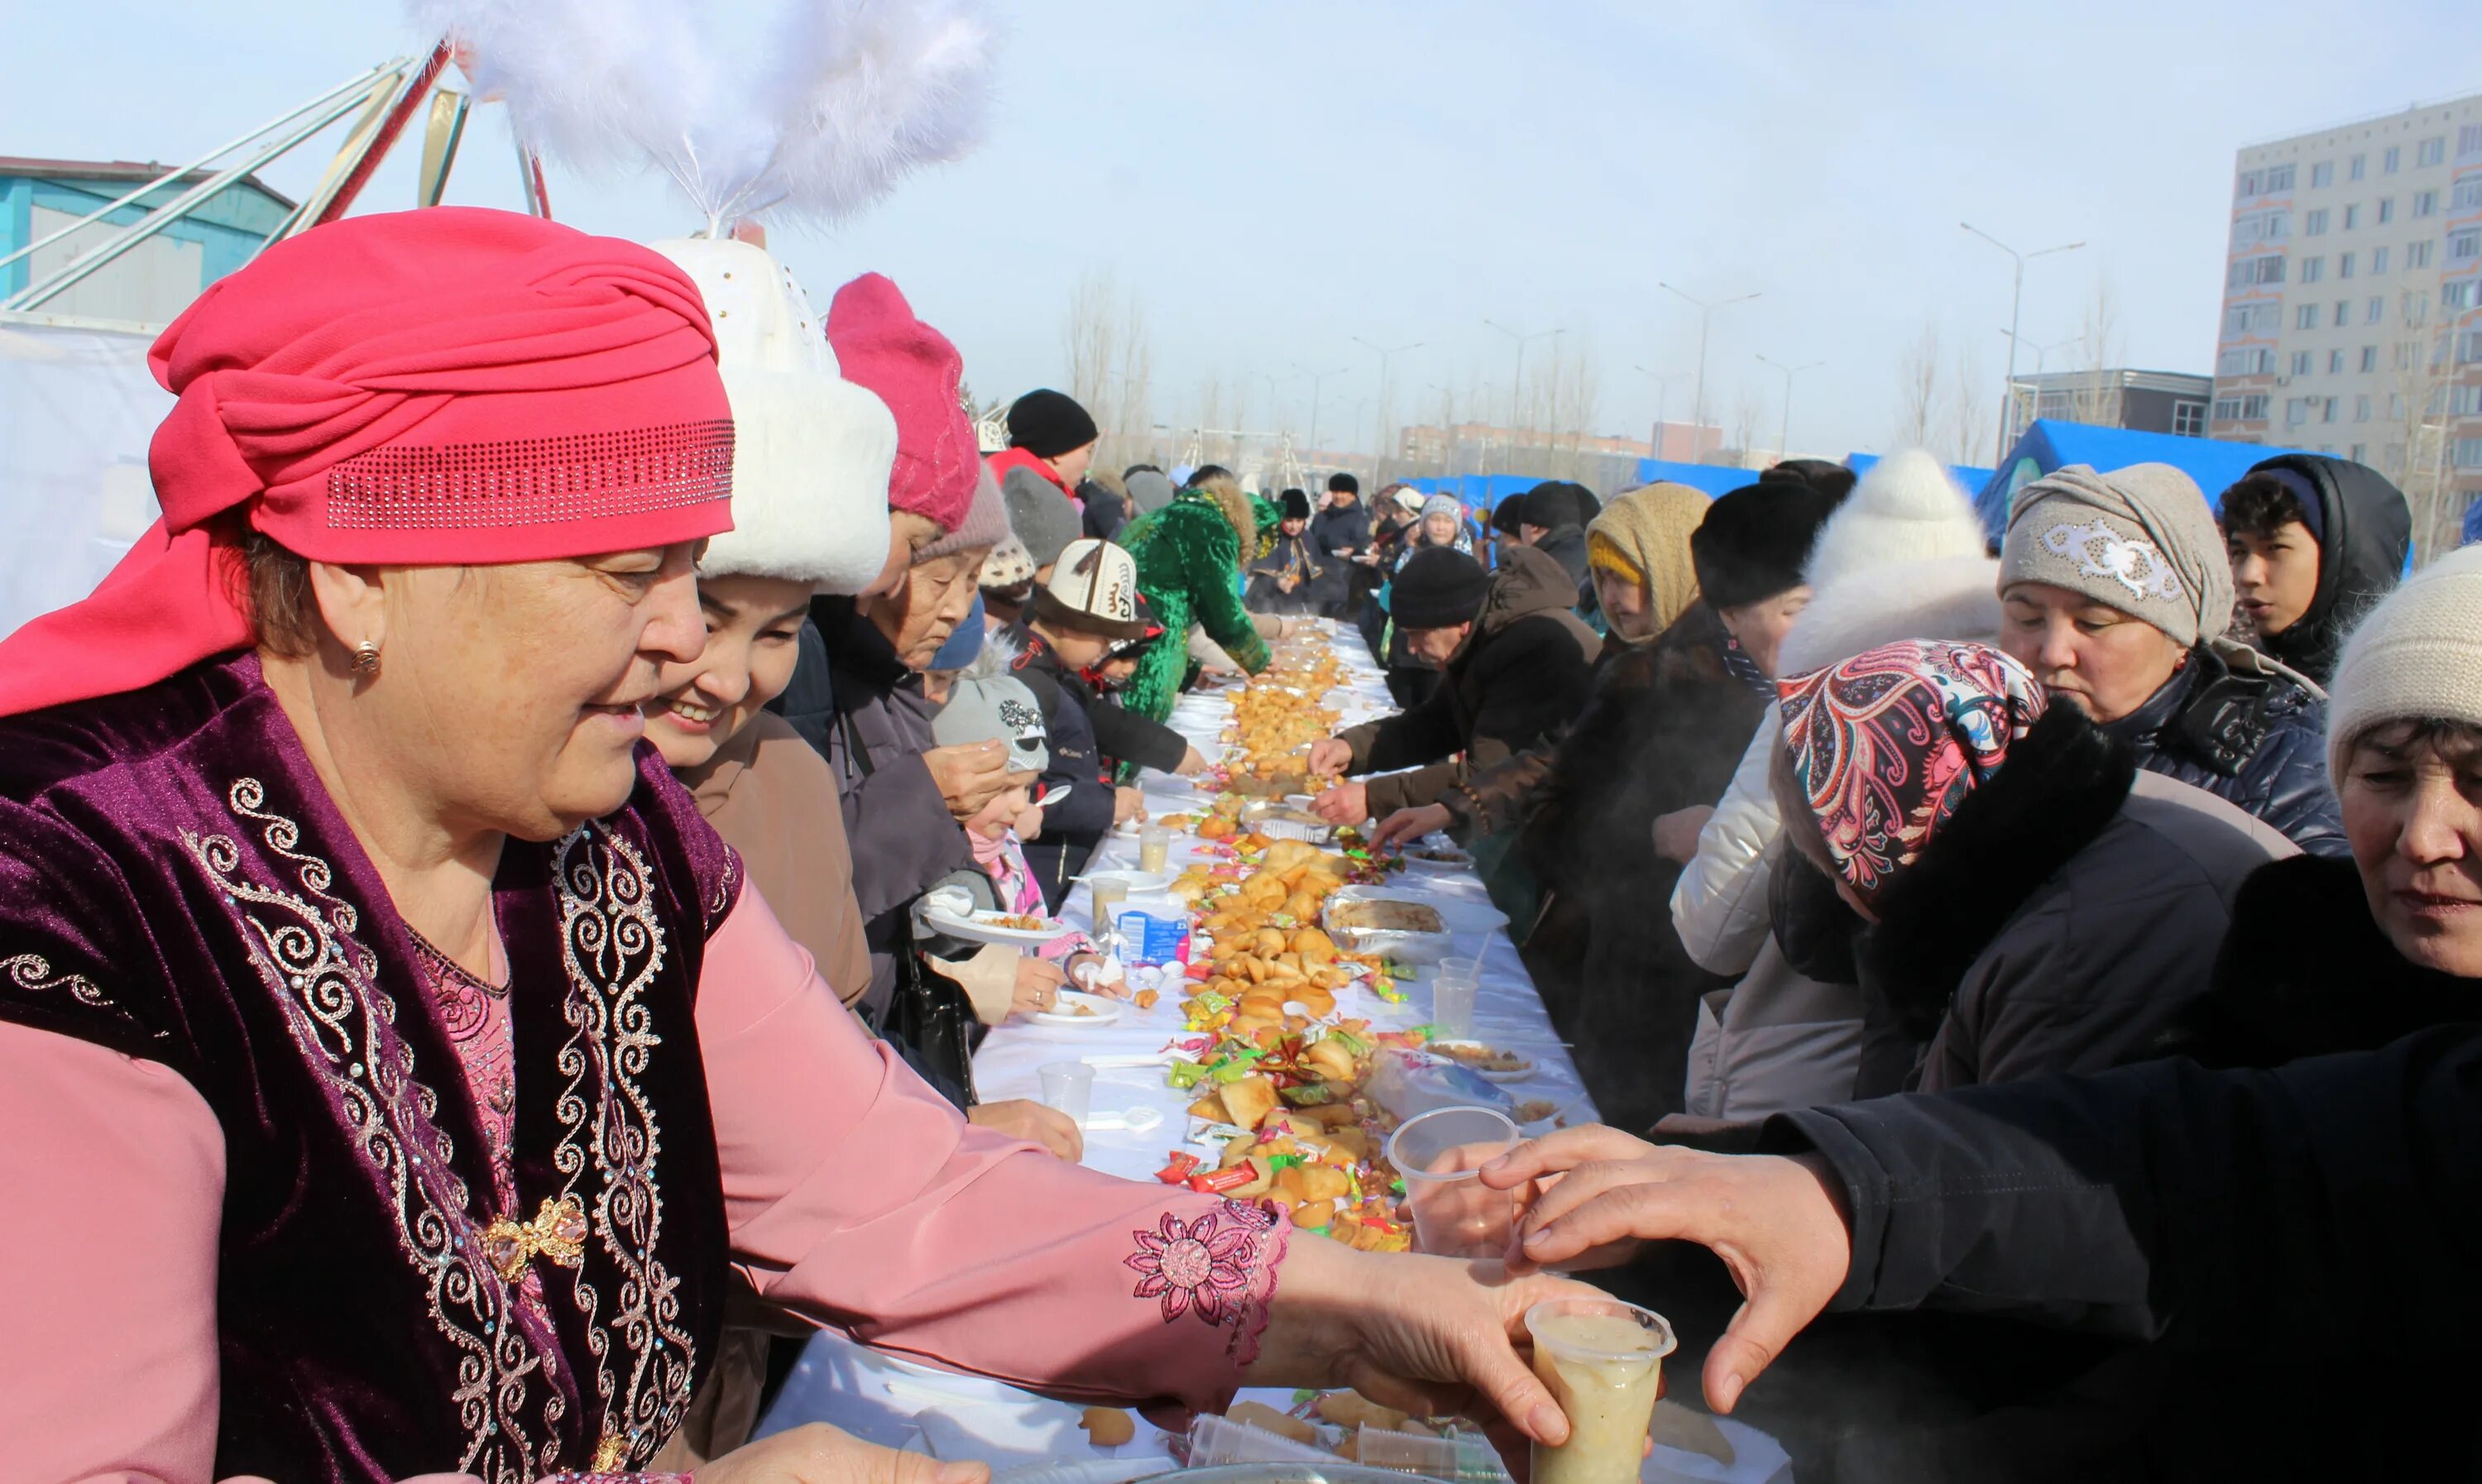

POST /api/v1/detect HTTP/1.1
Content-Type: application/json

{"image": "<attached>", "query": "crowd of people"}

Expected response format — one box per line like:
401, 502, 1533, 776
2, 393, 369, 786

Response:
0, 201, 2476, 1484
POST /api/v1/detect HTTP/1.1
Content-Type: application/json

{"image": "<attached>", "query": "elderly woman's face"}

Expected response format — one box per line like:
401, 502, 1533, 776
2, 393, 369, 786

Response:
643, 573, 813, 773
2341, 721, 2482, 977
1594, 568, 1657, 641
861, 546, 989, 670
379, 544, 706, 837
2000, 582, 2187, 725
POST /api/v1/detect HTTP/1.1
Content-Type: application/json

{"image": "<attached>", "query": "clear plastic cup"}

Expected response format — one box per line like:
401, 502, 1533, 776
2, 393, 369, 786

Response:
1137, 825, 1172, 874
1037, 1060, 1095, 1124
1089, 877, 1129, 936
1523, 1297, 1679, 1484
1429, 965, 1480, 1040
1386, 1104, 1520, 1257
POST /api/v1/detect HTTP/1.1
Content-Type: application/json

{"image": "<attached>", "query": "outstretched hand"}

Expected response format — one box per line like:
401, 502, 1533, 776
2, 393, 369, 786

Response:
700, 1422, 988, 1484
1480, 1126, 1855, 1414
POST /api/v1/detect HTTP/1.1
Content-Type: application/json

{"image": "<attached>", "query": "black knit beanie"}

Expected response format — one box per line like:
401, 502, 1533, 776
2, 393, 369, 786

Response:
1491, 494, 1528, 537
1281, 487, 1312, 521
1007, 388, 1100, 457
1521, 481, 1592, 532
1761, 457, 1858, 502
1392, 547, 1490, 629
1328, 472, 1360, 496
1691, 482, 1841, 610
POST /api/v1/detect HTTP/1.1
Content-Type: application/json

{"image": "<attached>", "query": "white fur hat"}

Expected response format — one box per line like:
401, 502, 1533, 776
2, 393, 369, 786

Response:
2325, 544, 2482, 784
1804, 449, 1987, 592
653, 237, 895, 595
1778, 554, 2005, 677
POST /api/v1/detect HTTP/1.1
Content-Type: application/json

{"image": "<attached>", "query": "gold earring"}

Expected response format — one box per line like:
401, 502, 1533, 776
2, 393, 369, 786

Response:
352, 639, 382, 676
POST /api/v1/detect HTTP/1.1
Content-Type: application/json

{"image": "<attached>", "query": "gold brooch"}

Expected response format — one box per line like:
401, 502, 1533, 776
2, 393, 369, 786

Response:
592, 1432, 630, 1472
481, 1195, 590, 1281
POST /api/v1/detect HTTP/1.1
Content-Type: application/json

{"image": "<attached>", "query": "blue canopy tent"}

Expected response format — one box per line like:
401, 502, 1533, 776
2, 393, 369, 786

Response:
1974, 419, 2311, 539
1627, 457, 1756, 496
1844, 452, 1994, 496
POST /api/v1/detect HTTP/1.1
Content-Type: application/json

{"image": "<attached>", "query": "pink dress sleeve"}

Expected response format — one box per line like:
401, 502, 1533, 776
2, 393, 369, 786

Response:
700, 887, 1287, 1411
0, 1017, 224, 1484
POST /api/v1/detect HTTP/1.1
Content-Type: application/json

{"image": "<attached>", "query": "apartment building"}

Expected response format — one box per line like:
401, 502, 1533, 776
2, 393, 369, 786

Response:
2208, 94, 2482, 535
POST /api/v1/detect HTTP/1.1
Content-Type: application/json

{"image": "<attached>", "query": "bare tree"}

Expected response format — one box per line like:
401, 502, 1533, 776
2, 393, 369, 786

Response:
1732, 381, 1768, 467
1896, 323, 1941, 450
1952, 341, 1993, 467
2386, 310, 2465, 563
2063, 275, 2123, 428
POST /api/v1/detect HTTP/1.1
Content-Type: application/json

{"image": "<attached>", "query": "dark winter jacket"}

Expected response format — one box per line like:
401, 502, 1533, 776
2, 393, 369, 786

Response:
1008, 626, 1120, 911
1306, 499, 1372, 613
2240, 452, 2412, 687
1438, 632, 1632, 841
787, 597, 978, 1019
1853, 706, 2294, 1097
2174, 852, 2475, 1068
2100, 638, 2342, 858
1334, 546, 1598, 818
1528, 524, 1598, 620
1518, 602, 1772, 1130
1756, 1025, 2482, 1479
1078, 478, 1128, 543
1076, 676, 1188, 777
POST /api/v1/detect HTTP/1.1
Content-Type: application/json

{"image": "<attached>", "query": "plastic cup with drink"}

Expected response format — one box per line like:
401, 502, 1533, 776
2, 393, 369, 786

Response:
1137, 824, 1172, 874
1429, 955, 1481, 1040
1523, 1296, 1678, 1484
1385, 1104, 1520, 1257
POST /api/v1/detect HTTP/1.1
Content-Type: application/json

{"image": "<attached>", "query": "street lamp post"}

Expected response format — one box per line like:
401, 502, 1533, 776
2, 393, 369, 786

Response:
1483, 318, 1561, 433
1632, 364, 1683, 460
1293, 365, 1349, 458
1353, 335, 1423, 484
1962, 223, 2085, 462
1659, 283, 1761, 455
1754, 354, 1824, 460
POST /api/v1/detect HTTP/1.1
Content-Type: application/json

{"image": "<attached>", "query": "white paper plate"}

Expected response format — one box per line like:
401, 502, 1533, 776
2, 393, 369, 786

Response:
1428, 1040, 1536, 1082
922, 905, 1078, 947
1034, 990, 1124, 1027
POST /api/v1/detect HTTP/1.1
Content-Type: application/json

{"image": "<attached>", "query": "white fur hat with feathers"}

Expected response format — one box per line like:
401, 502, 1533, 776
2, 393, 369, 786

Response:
1802, 449, 1990, 593
651, 237, 894, 593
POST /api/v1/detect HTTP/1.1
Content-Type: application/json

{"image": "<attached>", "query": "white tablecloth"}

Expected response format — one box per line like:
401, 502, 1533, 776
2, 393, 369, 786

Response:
758, 620, 1604, 1467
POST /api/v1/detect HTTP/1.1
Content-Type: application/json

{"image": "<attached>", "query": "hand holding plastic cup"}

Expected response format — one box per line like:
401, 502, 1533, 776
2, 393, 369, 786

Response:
1524, 1296, 1678, 1484
1385, 1104, 1520, 1257
1037, 1060, 1095, 1125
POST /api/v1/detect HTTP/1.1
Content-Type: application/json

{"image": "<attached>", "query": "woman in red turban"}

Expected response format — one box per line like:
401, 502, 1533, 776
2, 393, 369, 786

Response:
0, 210, 1588, 1484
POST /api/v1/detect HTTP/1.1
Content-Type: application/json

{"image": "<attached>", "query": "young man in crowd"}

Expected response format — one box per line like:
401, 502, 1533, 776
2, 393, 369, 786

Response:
989, 386, 1100, 507
2219, 452, 2411, 687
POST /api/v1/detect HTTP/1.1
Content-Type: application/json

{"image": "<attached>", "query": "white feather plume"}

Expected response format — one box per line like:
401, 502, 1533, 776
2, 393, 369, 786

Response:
414, 0, 997, 232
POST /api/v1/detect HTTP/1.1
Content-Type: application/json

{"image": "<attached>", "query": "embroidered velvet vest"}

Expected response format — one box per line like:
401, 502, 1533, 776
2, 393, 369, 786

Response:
0, 655, 735, 1483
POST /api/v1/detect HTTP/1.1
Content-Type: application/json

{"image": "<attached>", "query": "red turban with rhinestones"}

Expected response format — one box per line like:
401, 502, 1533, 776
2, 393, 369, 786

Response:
0, 207, 736, 718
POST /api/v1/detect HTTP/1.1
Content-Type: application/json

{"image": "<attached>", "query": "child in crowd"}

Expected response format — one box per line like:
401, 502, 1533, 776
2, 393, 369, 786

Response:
916, 637, 1123, 1020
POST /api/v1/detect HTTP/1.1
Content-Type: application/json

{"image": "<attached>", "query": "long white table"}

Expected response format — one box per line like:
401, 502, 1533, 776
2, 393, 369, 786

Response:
755, 620, 1603, 1473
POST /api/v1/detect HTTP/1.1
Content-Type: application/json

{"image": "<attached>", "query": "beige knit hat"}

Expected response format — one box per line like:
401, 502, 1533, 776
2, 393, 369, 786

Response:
2324, 544, 2482, 784
1587, 483, 1708, 637
2000, 463, 2232, 647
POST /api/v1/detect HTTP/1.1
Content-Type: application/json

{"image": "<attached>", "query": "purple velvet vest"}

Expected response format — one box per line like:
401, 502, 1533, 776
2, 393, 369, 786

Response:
0, 655, 736, 1482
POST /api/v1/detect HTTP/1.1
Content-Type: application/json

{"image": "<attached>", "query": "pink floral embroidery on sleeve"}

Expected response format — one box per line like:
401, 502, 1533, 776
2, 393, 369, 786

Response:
1124, 1199, 1288, 1364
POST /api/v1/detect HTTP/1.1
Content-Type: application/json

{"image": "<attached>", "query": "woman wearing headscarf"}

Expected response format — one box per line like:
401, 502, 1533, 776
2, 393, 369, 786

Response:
1670, 452, 1999, 1123
1997, 462, 2341, 855
1525, 482, 1842, 1131
1774, 639, 2289, 1094
1116, 471, 1276, 720
1482, 554, 2482, 1479
1368, 482, 1708, 856
0, 209, 1593, 1483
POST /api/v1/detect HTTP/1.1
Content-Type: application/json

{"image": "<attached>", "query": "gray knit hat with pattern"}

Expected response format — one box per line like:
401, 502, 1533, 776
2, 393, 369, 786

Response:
1999, 463, 2232, 647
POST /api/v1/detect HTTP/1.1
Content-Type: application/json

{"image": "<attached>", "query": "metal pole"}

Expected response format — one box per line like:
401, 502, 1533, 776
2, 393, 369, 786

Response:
0, 60, 399, 275
1660, 285, 1761, 456
8, 79, 388, 310
305, 41, 452, 230
1963, 225, 2082, 459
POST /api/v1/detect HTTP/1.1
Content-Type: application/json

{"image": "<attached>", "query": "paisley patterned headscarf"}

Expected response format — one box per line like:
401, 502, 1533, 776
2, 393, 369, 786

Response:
1777, 639, 2046, 904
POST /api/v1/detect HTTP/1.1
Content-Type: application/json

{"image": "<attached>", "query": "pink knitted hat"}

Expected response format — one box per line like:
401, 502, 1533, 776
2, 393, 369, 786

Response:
825, 271, 978, 534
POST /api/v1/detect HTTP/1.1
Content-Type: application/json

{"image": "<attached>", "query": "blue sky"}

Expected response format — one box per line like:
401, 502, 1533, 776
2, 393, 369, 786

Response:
7, 1, 2477, 465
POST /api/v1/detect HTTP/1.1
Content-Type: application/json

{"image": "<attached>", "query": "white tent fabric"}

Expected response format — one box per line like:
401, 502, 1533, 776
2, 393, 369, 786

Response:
0, 315, 172, 642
